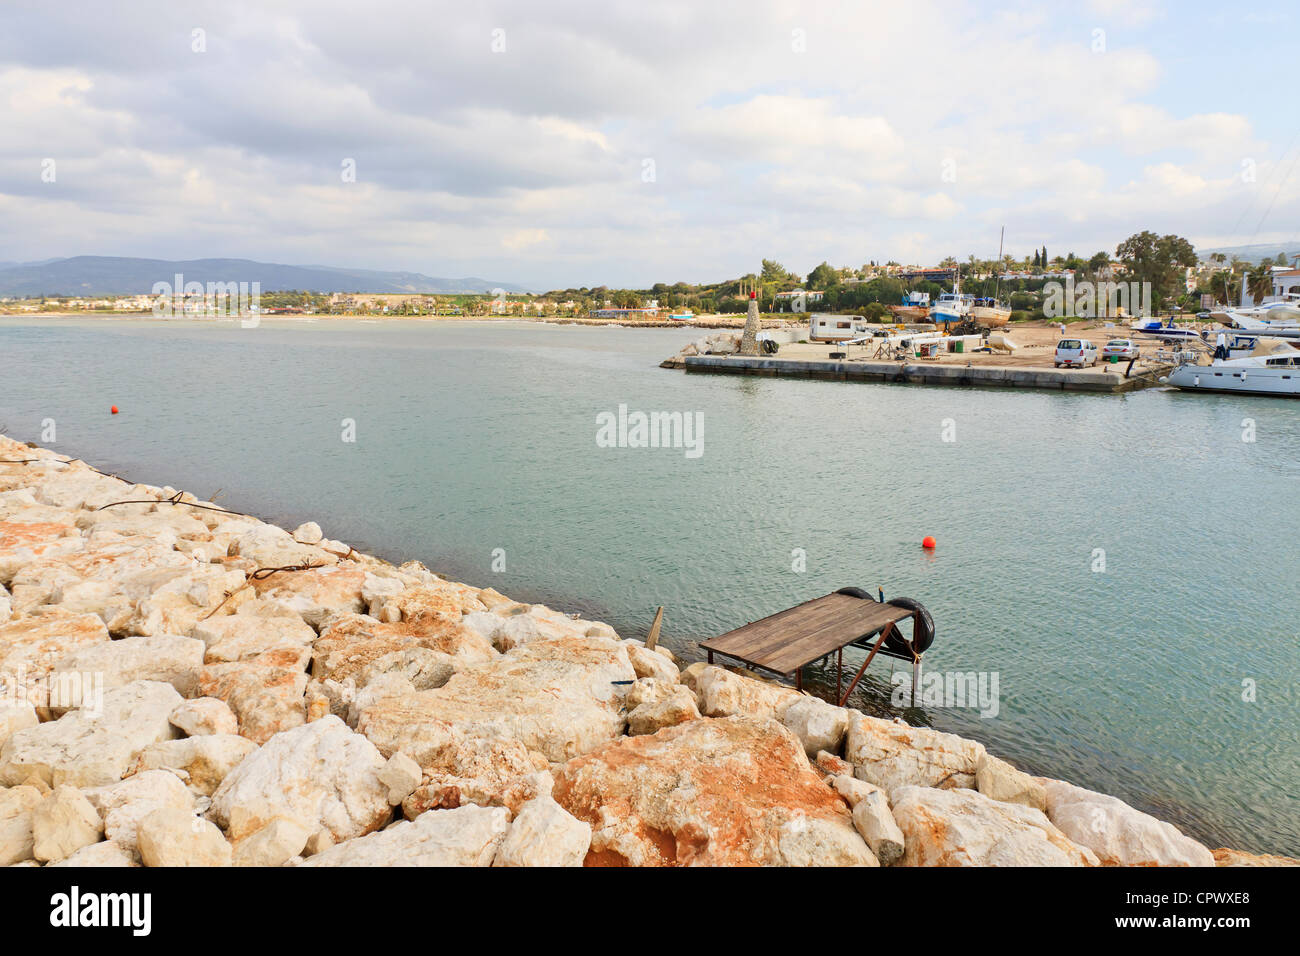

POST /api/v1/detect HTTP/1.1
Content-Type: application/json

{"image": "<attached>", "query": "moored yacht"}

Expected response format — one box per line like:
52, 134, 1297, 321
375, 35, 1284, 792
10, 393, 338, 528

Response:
1164, 336, 1300, 397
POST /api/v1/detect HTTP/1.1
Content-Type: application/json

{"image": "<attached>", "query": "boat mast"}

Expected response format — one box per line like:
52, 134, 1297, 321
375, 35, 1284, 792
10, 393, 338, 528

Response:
994, 225, 1004, 305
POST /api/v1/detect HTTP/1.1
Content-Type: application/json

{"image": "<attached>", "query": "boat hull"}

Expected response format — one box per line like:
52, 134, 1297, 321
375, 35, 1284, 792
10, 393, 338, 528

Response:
970, 306, 1010, 328
1166, 365, 1300, 397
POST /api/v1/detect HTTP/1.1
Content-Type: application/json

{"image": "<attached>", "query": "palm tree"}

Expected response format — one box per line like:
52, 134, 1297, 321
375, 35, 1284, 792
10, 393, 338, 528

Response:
1247, 264, 1274, 305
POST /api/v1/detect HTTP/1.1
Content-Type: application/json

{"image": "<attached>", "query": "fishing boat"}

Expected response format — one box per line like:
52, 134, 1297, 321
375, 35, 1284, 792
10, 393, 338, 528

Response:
931, 292, 974, 325
970, 296, 1010, 328
1163, 336, 1300, 397
668, 309, 695, 322
889, 291, 931, 322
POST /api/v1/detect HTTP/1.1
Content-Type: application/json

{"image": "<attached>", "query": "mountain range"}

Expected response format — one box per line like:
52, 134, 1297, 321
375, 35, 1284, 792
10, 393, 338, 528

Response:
0, 257, 530, 297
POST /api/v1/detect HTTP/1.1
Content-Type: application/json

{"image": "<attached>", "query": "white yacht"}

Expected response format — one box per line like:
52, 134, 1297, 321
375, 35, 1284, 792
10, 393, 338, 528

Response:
1164, 336, 1300, 397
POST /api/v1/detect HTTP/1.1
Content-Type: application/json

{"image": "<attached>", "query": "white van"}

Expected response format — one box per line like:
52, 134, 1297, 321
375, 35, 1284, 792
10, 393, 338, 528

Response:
1055, 338, 1098, 368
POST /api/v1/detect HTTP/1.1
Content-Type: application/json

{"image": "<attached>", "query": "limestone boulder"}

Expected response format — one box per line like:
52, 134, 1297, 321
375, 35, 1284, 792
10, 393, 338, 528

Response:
138, 806, 232, 867
32, 785, 104, 863
377, 752, 422, 806
1212, 848, 1300, 867
493, 795, 591, 867
84, 769, 195, 853
299, 804, 508, 867
233, 816, 310, 867
627, 686, 700, 735
781, 696, 850, 758
49, 840, 136, 867
131, 734, 258, 796
553, 716, 877, 866
209, 715, 391, 844
169, 697, 239, 737
0, 680, 182, 787
625, 642, 679, 683
976, 753, 1046, 811
356, 636, 634, 765
1039, 778, 1214, 867
311, 612, 491, 689
230, 524, 337, 569
694, 666, 801, 721
0, 609, 109, 708
845, 713, 985, 792
0, 517, 83, 586
249, 565, 368, 629
0, 705, 38, 751
0, 784, 42, 865
194, 612, 316, 668
891, 785, 1098, 867
197, 655, 308, 744
50, 633, 205, 701
850, 784, 906, 865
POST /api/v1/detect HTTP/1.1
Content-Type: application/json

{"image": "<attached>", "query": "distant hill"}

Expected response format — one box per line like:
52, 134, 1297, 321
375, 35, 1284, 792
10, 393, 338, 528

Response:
0, 256, 530, 297
1197, 242, 1299, 265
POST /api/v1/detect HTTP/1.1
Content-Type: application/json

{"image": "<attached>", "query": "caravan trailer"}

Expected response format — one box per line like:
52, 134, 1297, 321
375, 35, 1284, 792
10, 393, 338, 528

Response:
808, 313, 874, 342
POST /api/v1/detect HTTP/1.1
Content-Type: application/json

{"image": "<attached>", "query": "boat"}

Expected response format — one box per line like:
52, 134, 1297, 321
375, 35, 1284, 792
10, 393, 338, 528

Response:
970, 297, 1010, 328
931, 292, 974, 325
1130, 317, 1201, 341
889, 291, 931, 322
1164, 335, 1300, 397
668, 309, 695, 322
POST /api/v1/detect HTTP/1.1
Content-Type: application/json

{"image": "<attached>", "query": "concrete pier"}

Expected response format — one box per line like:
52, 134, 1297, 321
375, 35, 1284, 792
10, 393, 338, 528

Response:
680, 355, 1168, 393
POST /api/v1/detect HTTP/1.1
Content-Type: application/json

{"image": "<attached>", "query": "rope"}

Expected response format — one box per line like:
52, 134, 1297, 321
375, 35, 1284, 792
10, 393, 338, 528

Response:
96, 490, 248, 517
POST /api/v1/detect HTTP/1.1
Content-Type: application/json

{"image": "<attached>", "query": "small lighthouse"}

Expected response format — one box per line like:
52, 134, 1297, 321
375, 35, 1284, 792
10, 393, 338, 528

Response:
739, 290, 761, 356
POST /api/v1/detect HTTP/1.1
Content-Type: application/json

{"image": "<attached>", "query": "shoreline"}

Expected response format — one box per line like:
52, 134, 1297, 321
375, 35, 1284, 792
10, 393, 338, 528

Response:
0, 432, 1293, 867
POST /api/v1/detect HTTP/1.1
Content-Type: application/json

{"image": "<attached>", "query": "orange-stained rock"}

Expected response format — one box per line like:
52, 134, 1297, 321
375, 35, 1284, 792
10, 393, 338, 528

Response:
312, 612, 496, 687
1212, 847, 1300, 867
552, 715, 877, 867
0, 609, 109, 710
249, 565, 369, 629
355, 635, 633, 764
0, 519, 84, 586
198, 656, 308, 745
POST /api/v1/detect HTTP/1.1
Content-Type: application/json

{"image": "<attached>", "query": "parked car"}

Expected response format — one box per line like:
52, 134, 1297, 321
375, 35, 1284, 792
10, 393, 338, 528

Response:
1055, 338, 1098, 368
1101, 338, 1140, 362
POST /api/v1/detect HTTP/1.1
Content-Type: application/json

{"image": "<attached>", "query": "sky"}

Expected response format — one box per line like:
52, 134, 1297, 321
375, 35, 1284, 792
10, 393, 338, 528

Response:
1, 0, 1296, 289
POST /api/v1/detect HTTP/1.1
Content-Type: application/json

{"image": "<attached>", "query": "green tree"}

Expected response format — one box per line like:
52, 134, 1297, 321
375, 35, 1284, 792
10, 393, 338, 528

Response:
1115, 231, 1198, 306
1247, 264, 1274, 304
805, 261, 837, 291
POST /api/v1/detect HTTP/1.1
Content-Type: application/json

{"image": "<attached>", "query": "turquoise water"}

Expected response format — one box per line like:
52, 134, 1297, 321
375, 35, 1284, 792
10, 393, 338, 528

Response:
2, 317, 1297, 855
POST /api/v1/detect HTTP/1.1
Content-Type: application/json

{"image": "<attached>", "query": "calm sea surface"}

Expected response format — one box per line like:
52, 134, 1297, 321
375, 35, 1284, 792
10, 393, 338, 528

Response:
3, 317, 1297, 855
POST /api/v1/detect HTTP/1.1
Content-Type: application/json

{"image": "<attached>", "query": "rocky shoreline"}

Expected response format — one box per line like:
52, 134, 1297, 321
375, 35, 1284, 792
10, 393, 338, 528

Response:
0, 432, 1292, 867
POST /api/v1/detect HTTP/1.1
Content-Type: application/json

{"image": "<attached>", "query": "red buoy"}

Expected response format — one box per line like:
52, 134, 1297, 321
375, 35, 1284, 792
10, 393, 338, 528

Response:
110, 406, 119, 415
921, 535, 936, 549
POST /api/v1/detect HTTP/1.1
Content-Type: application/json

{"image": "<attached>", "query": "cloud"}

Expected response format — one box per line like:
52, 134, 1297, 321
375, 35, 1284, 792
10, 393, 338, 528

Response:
0, 0, 1288, 286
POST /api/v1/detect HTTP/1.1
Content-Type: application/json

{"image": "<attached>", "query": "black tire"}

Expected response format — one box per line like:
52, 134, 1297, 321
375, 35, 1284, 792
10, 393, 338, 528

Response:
761, 338, 779, 354
884, 597, 935, 655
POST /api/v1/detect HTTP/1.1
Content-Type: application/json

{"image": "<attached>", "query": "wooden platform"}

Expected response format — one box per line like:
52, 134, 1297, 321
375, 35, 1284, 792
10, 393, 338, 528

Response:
700, 591, 915, 677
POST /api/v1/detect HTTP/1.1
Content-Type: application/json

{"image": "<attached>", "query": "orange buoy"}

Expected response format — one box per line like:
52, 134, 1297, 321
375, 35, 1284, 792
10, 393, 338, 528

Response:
110, 406, 119, 415
921, 536, 936, 549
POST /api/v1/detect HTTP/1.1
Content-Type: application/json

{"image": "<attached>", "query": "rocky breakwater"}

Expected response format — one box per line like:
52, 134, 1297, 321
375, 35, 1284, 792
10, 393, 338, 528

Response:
0, 432, 1293, 867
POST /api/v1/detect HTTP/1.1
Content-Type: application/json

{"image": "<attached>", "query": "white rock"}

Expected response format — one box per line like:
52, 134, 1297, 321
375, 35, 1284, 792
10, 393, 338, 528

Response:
299, 805, 508, 867
850, 785, 906, 865
292, 522, 323, 545
137, 806, 232, 867
209, 715, 391, 843
493, 795, 591, 867
85, 769, 195, 853
845, 712, 985, 792
0, 785, 41, 865
169, 697, 239, 737
50, 633, 205, 700
891, 785, 1098, 867
131, 734, 258, 796
627, 686, 700, 736
1039, 778, 1214, 867
49, 840, 136, 867
781, 697, 850, 758
975, 753, 1046, 811
0, 680, 183, 787
233, 816, 310, 867
0, 704, 39, 751
694, 666, 801, 720
378, 752, 422, 806
625, 643, 679, 683
32, 785, 104, 863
